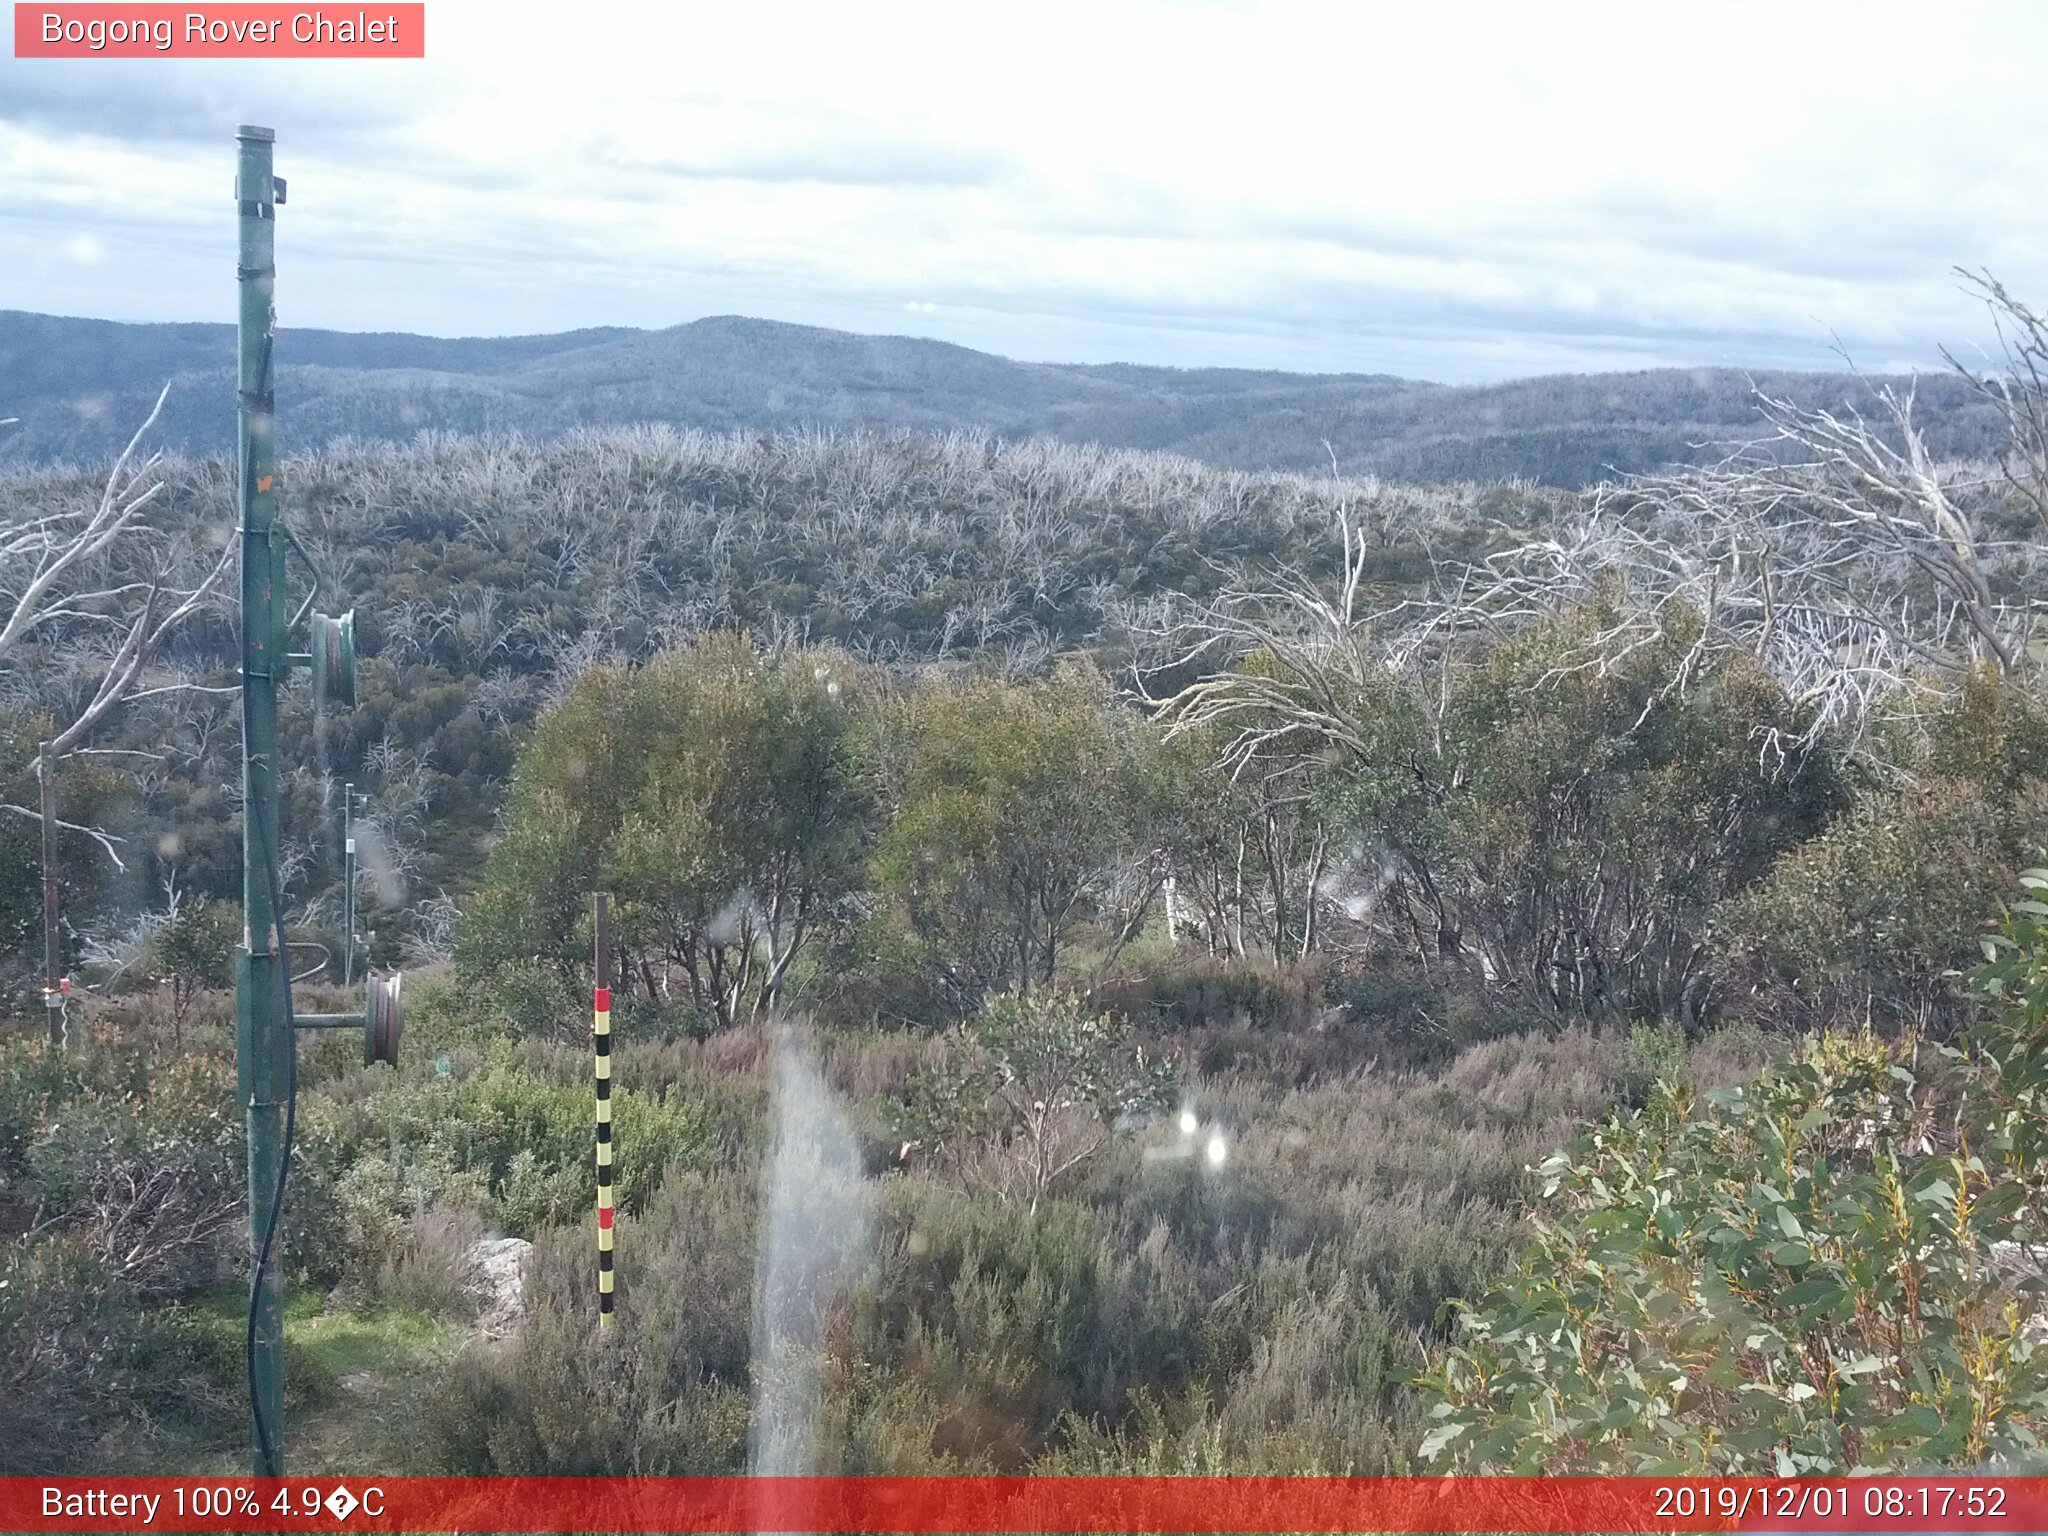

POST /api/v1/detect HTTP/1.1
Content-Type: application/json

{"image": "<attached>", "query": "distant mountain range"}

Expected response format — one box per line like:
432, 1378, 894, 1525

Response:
0, 309, 2004, 487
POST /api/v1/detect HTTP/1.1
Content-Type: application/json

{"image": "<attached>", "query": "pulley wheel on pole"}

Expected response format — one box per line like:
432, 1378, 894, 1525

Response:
309, 609, 358, 707
364, 972, 403, 1066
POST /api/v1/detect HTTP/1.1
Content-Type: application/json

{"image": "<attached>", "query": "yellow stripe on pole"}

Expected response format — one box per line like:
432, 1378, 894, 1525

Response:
595, 1010, 610, 1035
598, 1269, 615, 1294
598, 1185, 614, 1210
595, 1054, 610, 1080
595, 1097, 611, 1123
597, 1141, 612, 1167
598, 1225, 614, 1252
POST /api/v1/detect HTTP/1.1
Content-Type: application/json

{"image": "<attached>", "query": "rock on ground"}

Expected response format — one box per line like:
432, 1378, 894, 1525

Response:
460, 1237, 533, 1338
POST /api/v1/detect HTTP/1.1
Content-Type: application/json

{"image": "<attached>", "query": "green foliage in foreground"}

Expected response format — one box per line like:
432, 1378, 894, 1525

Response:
1422, 874, 2048, 1474
0, 1042, 244, 1472
414, 1020, 1653, 1477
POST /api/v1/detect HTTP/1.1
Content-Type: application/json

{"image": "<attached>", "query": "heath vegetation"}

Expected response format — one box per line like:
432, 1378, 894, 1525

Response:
3, 279, 2048, 1474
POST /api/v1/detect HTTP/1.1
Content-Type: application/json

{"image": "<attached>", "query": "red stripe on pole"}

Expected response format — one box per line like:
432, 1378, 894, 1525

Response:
4, 1476, 2048, 1532
594, 987, 611, 1011
597, 1205, 614, 1229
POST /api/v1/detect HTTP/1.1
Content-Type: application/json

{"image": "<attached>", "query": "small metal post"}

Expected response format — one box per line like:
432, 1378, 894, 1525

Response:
594, 892, 615, 1329
39, 740, 62, 1051
342, 781, 356, 987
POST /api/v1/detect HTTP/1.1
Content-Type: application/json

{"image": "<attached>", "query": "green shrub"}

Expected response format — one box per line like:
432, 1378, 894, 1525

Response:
0, 1033, 257, 1470
18, 1053, 241, 1299
864, 663, 1156, 1014
299, 1044, 719, 1257
899, 990, 1174, 1214
1422, 881, 2048, 1473
147, 895, 236, 1042
458, 635, 875, 1031
0, 1031, 152, 1194
1712, 671, 2048, 1036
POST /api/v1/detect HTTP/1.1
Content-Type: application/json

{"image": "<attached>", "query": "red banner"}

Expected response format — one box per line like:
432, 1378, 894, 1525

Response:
13, 4, 424, 57
4, 1476, 2047, 1533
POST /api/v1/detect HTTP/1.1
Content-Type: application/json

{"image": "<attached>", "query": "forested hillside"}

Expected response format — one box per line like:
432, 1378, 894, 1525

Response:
4, 291, 2048, 1478
0, 308, 2007, 486
0, 427, 1558, 971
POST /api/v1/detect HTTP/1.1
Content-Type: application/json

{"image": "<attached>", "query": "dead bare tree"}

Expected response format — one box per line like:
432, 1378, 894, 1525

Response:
1, 387, 232, 760
0, 385, 231, 1039
1142, 278, 2048, 994
1948, 269, 2048, 535
1142, 496, 1399, 779
1740, 385, 2026, 674
1504, 320, 2048, 759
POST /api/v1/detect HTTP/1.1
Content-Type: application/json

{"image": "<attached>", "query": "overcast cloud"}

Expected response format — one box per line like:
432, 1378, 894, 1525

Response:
2, 0, 2042, 382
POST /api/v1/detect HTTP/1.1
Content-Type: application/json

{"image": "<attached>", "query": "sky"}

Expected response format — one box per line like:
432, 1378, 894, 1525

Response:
2, 0, 2044, 383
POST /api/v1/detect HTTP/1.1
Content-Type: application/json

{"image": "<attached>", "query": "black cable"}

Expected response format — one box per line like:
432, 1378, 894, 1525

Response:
245, 752, 300, 1473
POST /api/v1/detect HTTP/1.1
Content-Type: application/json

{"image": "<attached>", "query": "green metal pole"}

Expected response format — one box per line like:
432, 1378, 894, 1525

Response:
233, 122, 289, 1478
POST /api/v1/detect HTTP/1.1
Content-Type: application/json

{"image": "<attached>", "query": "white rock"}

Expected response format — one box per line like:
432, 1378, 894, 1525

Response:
460, 1236, 533, 1338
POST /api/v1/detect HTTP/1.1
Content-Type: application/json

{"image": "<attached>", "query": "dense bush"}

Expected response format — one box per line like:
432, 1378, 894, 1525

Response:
0, 1231, 246, 1473
0, 1034, 245, 1472
416, 1015, 1654, 1477
1712, 671, 2048, 1035
299, 1045, 719, 1251
1358, 609, 1841, 1017
1422, 877, 2048, 1474
146, 895, 237, 1044
863, 663, 1160, 1016
459, 634, 874, 1030
1104, 957, 1328, 1035
419, 1171, 757, 1475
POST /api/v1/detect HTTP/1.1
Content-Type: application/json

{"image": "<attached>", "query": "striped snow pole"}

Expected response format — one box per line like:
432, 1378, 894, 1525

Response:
593, 892, 615, 1329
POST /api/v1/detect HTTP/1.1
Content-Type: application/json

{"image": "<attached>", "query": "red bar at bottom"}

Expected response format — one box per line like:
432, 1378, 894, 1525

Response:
7, 1476, 2048, 1533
